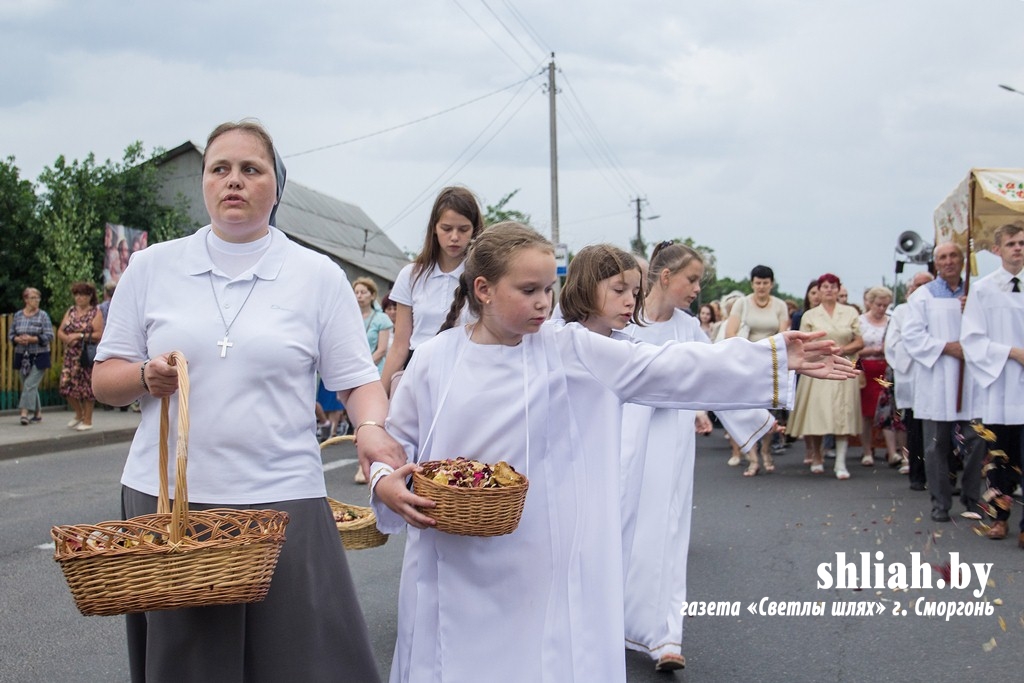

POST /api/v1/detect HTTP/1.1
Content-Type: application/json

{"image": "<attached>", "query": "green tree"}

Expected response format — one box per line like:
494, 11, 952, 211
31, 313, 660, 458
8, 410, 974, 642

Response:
0, 157, 43, 311
35, 143, 193, 312
700, 276, 750, 308
681, 237, 717, 283
629, 235, 647, 260
484, 190, 531, 226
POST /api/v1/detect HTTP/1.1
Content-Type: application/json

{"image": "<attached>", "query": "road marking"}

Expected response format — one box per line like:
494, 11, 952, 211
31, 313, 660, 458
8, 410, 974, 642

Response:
323, 458, 356, 472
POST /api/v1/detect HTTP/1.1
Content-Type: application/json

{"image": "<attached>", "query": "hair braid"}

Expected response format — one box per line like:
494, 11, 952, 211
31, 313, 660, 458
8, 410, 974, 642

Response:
441, 275, 471, 333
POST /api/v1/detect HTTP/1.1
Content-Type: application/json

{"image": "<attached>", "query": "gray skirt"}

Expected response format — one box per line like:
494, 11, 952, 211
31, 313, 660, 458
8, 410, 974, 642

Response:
121, 487, 381, 683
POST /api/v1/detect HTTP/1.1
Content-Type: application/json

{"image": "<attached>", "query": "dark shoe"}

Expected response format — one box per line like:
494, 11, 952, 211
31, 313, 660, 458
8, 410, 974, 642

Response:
930, 510, 951, 523
987, 520, 1008, 540
655, 653, 686, 672
19, 416, 29, 426
1018, 532, 1024, 550
30, 414, 42, 423
909, 481, 926, 491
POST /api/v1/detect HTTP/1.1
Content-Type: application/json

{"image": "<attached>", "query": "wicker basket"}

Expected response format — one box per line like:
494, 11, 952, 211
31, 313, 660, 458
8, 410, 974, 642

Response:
51, 351, 290, 617
320, 435, 387, 550
327, 498, 387, 550
412, 461, 529, 537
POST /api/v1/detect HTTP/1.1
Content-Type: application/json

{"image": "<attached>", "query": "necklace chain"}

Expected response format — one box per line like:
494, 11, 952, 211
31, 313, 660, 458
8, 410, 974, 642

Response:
208, 273, 259, 358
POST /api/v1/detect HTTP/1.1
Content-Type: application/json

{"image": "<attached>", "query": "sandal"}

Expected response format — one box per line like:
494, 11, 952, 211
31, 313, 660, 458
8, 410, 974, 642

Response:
727, 455, 742, 467
887, 451, 902, 468
743, 463, 760, 477
810, 463, 825, 474
763, 451, 775, 474
655, 653, 686, 672
861, 453, 874, 467
20, 416, 29, 426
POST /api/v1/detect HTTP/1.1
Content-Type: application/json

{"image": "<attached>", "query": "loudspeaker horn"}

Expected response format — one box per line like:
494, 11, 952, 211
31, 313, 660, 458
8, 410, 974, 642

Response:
896, 231, 932, 263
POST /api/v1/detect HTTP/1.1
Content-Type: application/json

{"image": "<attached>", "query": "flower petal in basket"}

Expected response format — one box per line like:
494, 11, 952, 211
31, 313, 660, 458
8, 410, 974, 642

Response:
52, 508, 289, 616
50, 351, 290, 617
412, 459, 529, 537
327, 498, 387, 550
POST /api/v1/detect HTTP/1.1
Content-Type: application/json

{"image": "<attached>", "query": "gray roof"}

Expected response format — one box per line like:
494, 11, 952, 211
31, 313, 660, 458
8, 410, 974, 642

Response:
274, 182, 410, 283
155, 141, 409, 284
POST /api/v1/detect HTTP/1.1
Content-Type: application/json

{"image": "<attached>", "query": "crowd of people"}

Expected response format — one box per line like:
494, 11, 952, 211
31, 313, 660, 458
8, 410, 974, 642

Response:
701, 235, 1024, 554
8, 117, 1020, 682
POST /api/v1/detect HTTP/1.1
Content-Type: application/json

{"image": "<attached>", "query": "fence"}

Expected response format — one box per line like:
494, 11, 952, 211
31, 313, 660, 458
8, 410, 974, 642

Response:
0, 314, 67, 410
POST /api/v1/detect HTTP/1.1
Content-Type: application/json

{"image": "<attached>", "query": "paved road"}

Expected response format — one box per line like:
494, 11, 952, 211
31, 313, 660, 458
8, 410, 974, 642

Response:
1, 431, 1020, 682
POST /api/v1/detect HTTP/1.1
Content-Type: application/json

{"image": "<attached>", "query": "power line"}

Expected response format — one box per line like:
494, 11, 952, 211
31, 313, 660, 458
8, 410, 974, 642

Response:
451, 0, 534, 76
479, 0, 542, 65
501, 0, 552, 55
449, 0, 644, 230
284, 76, 537, 159
559, 70, 643, 198
378, 77, 542, 235
556, 105, 635, 205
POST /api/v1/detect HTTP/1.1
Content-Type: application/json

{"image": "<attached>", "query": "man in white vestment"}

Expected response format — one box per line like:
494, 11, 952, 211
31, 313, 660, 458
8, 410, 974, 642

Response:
884, 271, 934, 491
960, 222, 1024, 546
902, 242, 985, 523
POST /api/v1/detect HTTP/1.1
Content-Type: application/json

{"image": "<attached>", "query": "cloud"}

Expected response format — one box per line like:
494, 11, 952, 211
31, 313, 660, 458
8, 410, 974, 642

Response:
3, 0, 1024, 299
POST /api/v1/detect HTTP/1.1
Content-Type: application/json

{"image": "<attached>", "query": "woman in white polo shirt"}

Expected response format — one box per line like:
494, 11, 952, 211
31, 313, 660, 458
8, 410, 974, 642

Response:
92, 120, 405, 683
380, 186, 484, 396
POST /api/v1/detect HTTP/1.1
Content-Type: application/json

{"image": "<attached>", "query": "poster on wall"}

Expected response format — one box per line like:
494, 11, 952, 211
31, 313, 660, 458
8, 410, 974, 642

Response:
103, 222, 148, 286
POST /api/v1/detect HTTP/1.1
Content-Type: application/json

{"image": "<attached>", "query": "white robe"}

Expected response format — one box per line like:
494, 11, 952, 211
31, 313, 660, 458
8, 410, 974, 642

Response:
375, 322, 790, 683
619, 311, 773, 660
884, 303, 916, 410
960, 268, 1024, 424
901, 286, 979, 421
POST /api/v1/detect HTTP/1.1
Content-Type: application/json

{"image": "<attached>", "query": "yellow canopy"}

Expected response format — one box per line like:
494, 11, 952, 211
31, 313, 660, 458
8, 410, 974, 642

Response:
934, 168, 1024, 253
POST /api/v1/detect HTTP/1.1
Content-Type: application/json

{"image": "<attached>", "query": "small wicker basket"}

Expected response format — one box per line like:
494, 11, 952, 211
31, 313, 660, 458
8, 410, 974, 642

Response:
51, 351, 290, 617
412, 461, 529, 537
320, 435, 387, 550
327, 498, 388, 550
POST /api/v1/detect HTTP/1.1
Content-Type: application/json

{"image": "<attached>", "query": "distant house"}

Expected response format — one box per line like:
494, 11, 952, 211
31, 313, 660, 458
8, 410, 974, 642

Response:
154, 141, 410, 292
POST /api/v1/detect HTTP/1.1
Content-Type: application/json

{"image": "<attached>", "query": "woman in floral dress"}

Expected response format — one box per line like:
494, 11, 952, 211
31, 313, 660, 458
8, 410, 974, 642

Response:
57, 281, 104, 430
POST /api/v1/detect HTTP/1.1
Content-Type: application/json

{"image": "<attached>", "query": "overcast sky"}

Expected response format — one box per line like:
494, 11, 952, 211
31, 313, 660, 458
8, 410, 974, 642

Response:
2, 0, 1023, 301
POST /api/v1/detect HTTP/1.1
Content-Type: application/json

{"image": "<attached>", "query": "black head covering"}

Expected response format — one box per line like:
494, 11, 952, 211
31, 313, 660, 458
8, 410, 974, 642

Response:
269, 146, 287, 227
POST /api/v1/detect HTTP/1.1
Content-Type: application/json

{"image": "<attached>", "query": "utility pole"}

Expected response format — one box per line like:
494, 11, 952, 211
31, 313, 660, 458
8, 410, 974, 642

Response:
548, 54, 560, 244
630, 197, 659, 259
634, 197, 644, 253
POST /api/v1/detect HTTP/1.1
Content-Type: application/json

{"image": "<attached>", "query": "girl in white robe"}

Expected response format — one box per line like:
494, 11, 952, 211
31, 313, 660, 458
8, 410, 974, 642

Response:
616, 242, 774, 671
371, 223, 855, 683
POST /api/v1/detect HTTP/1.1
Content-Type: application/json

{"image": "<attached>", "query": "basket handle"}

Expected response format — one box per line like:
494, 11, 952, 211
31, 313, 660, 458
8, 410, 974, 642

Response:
156, 351, 191, 544
319, 434, 355, 450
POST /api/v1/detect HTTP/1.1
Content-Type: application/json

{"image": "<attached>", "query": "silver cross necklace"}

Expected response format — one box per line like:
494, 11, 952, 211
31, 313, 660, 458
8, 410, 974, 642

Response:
208, 272, 259, 358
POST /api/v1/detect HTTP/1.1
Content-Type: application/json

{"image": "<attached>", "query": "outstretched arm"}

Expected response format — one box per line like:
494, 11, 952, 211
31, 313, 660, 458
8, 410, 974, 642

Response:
782, 330, 859, 380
